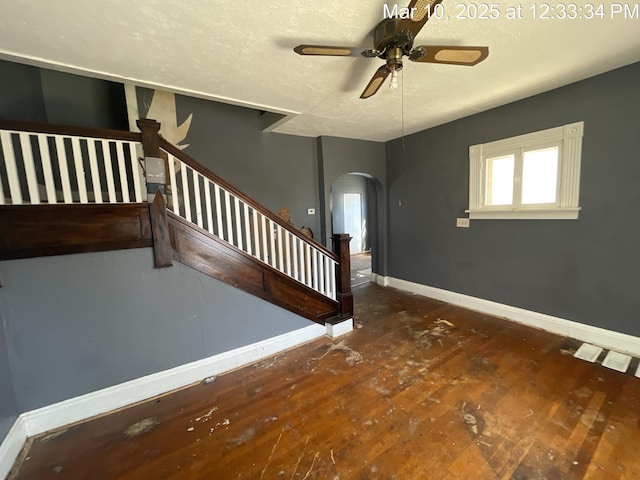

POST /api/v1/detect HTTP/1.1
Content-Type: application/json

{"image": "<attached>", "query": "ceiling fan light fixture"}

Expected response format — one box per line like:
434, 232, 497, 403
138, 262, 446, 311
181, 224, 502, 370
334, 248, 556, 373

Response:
389, 70, 399, 91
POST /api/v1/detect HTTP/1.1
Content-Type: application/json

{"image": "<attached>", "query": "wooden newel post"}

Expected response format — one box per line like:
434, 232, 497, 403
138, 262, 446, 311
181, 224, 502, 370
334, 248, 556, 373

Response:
138, 119, 173, 269
137, 118, 163, 158
332, 233, 353, 318
136, 119, 169, 202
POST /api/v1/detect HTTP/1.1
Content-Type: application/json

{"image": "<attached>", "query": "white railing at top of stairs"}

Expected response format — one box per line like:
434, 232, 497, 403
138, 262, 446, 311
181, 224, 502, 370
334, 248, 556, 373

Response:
0, 124, 144, 205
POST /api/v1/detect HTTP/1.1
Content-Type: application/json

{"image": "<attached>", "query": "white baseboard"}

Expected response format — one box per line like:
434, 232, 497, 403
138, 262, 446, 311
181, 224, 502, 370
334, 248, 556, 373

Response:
370, 273, 389, 287
376, 275, 640, 357
0, 323, 326, 478
325, 318, 354, 338
0, 417, 26, 480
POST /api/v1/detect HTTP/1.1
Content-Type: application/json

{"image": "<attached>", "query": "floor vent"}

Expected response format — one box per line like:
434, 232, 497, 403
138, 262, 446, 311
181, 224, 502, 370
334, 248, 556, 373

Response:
560, 338, 640, 378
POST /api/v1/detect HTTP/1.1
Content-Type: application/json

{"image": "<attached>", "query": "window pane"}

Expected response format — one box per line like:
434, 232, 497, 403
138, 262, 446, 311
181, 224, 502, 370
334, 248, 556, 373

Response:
522, 147, 558, 204
486, 155, 514, 206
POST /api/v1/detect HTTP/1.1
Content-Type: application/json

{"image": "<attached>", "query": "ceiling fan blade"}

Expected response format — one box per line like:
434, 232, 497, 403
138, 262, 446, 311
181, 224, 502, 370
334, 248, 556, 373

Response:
399, 0, 445, 37
410, 46, 489, 66
360, 66, 390, 99
294, 45, 360, 57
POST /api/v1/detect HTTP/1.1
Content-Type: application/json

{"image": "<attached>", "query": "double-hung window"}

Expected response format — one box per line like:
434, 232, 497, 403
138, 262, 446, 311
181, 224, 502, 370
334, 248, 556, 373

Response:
467, 121, 584, 219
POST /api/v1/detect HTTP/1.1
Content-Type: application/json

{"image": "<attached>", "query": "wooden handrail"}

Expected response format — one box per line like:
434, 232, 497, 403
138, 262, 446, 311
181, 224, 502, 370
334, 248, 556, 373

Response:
158, 136, 337, 261
0, 119, 141, 142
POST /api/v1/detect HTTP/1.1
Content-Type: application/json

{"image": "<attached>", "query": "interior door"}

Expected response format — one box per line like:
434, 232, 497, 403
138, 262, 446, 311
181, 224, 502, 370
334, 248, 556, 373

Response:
343, 193, 362, 254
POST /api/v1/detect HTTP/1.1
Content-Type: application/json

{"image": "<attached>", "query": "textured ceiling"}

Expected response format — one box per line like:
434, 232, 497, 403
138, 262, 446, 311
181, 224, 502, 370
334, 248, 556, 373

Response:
1, 1, 640, 141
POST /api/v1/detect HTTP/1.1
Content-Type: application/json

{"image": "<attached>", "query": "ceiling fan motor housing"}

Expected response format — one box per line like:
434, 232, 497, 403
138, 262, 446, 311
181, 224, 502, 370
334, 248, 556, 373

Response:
373, 19, 414, 57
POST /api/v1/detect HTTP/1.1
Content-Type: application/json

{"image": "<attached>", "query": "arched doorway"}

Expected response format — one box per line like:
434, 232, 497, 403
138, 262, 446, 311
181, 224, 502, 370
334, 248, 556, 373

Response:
330, 173, 381, 287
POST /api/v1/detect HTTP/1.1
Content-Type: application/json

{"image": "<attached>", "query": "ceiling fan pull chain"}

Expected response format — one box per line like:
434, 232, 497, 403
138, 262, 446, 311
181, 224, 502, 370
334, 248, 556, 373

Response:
401, 68, 405, 150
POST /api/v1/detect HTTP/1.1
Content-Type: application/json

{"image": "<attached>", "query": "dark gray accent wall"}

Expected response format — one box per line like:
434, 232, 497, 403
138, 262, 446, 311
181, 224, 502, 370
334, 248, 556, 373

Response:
319, 137, 387, 274
0, 61, 46, 122
39, 69, 128, 129
137, 88, 321, 236
0, 320, 18, 443
0, 248, 310, 411
386, 61, 640, 337
0, 59, 128, 129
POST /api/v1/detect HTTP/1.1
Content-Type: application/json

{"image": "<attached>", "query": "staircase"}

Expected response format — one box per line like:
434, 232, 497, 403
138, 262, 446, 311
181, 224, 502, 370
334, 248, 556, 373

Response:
0, 119, 352, 325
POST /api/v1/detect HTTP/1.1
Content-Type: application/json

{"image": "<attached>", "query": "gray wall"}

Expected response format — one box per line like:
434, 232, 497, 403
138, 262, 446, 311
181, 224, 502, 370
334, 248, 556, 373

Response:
0, 59, 128, 129
0, 320, 18, 442
385, 61, 640, 337
137, 89, 322, 236
0, 248, 310, 411
319, 137, 387, 274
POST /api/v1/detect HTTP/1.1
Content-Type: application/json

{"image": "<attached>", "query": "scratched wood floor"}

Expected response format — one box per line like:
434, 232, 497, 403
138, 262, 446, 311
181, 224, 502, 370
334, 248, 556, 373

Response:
9, 283, 640, 479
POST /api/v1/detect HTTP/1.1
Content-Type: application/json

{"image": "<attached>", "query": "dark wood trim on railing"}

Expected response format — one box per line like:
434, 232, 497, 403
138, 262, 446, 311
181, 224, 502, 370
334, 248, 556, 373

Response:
149, 192, 172, 268
331, 233, 354, 322
0, 204, 152, 260
0, 119, 141, 142
158, 137, 337, 260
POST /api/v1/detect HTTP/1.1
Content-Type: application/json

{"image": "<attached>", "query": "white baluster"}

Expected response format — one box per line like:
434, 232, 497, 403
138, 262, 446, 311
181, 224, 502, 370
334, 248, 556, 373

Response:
224, 190, 233, 245
205, 180, 214, 234
71, 137, 88, 203
129, 142, 143, 202
306, 243, 312, 287
277, 226, 284, 272
37, 135, 56, 204
252, 209, 261, 260
167, 154, 178, 212
312, 249, 319, 292
100, 140, 116, 203
115, 141, 130, 203
1, 131, 23, 204
299, 240, 306, 283
330, 260, 337, 300
269, 219, 277, 268
234, 196, 243, 250
19, 133, 40, 204
214, 184, 224, 240
318, 252, 325, 295
192, 169, 203, 228
87, 139, 103, 203
181, 164, 191, 221
54, 136, 72, 204
284, 231, 291, 276
243, 203, 252, 255
292, 237, 299, 280
261, 215, 269, 263
326, 257, 333, 298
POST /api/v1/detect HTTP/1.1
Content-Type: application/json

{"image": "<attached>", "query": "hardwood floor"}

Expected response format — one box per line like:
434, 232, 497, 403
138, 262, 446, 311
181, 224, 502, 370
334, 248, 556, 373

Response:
9, 284, 640, 479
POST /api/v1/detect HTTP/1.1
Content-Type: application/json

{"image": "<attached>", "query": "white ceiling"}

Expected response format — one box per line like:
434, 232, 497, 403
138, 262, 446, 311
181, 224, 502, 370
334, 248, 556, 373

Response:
1, 1, 639, 141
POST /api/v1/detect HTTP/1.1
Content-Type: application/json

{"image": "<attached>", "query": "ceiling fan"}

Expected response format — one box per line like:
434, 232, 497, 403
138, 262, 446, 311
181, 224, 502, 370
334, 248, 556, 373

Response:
294, 0, 489, 99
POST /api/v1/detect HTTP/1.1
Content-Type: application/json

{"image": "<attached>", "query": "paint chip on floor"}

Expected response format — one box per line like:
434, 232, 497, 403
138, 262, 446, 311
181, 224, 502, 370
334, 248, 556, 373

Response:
574, 343, 602, 363
602, 351, 631, 373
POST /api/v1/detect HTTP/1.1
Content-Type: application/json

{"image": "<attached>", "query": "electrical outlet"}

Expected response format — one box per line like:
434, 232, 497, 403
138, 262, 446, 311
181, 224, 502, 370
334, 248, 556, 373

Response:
456, 218, 470, 228
307, 208, 315, 215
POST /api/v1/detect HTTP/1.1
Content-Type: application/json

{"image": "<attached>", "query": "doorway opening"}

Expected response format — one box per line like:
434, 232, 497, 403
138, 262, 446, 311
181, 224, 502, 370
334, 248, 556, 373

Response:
330, 173, 380, 288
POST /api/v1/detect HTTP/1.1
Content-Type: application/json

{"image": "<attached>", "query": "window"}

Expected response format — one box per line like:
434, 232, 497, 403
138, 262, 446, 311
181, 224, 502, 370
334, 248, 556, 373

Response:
467, 121, 584, 219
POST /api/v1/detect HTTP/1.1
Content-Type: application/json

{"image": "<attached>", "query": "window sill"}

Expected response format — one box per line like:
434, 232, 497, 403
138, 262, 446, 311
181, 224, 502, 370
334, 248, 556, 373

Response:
466, 208, 580, 220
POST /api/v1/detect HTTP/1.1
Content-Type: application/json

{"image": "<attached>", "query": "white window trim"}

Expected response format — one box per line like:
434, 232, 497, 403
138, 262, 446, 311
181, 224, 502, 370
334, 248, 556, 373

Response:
467, 121, 584, 220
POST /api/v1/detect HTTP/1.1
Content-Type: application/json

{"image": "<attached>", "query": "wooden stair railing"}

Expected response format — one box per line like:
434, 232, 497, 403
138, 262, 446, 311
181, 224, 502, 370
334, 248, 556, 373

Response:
0, 119, 354, 323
